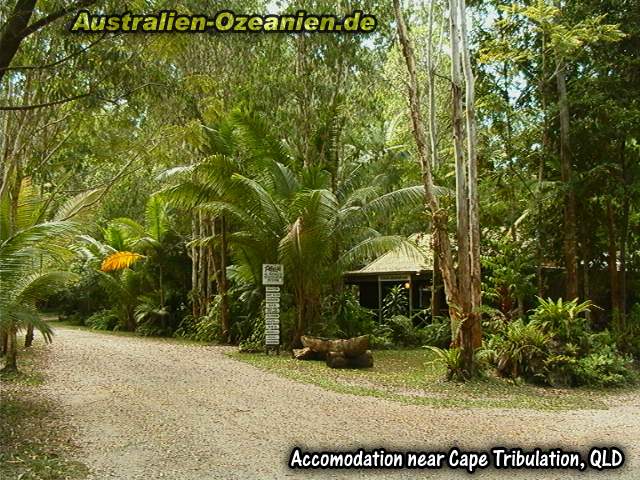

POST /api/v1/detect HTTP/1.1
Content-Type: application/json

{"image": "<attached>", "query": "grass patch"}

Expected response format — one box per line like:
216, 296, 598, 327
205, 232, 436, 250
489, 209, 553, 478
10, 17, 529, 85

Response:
48, 318, 211, 346
230, 349, 634, 411
1, 342, 88, 480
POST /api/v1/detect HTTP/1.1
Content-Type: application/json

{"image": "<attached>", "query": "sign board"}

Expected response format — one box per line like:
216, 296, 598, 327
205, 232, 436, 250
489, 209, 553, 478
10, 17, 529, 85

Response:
262, 264, 284, 286
263, 264, 283, 351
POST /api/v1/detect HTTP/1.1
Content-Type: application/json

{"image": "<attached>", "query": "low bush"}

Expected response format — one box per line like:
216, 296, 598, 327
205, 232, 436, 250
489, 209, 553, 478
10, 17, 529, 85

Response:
420, 316, 451, 348
238, 315, 265, 353
383, 315, 423, 346
85, 309, 119, 331
175, 299, 223, 343
382, 285, 409, 319
484, 298, 637, 387
572, 346, 636, 387
319, 290, 376, 339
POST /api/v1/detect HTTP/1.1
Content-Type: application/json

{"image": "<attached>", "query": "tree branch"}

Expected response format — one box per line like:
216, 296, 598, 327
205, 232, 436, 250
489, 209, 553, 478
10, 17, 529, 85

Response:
0, 33, 108, 72
0, 92, 90, 111
20, 0, 97, 38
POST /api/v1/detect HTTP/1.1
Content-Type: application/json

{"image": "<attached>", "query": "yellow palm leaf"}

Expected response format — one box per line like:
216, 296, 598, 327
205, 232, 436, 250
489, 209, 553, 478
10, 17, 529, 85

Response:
101, 251, 144, 272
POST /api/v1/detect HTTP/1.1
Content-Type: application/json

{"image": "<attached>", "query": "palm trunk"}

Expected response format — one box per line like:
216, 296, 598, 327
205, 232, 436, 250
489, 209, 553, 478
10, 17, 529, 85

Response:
24, 324, 34, 347
1, 330, 7, 356
292, 288, 306, 348
2, 327, 18, 372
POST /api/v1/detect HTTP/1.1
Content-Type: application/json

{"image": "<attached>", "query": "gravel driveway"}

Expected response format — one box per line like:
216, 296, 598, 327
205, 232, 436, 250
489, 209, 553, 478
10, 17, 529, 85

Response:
40, 327, 639, 480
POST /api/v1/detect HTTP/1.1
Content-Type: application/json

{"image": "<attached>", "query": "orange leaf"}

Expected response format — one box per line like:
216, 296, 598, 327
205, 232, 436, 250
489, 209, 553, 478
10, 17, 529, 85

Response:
100, 251, 144, 272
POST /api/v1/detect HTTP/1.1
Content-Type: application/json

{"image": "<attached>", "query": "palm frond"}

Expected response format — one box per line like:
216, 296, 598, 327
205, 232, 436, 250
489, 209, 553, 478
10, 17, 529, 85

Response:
53, 188, 104, 222
155, 165, 195, 181
101, 251, 144, 272
0, 222, 77, 267
145, 195, 169, 241
336, 235, 419, 271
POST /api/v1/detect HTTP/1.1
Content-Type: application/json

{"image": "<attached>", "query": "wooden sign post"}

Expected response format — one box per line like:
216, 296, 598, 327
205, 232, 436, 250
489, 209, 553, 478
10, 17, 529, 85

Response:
262, 264, 283, 354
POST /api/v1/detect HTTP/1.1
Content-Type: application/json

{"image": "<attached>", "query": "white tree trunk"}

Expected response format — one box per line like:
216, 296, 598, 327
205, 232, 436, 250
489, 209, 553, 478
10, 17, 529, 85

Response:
458, 0, 482, 327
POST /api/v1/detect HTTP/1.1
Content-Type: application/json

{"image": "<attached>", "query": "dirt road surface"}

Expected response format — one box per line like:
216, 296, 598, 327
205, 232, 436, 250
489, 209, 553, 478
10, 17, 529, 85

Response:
39, 327, 639, 479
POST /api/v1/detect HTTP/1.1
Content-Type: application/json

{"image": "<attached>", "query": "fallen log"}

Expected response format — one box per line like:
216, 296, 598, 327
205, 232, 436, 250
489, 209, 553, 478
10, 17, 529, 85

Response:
326, 350, 373, 369
292, 347, 324, 361
301, 335, 369, 358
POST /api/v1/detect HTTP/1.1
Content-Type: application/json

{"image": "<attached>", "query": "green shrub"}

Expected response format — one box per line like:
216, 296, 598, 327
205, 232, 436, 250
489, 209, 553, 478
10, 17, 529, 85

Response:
486, 319, 550, 382
135, 294, 171, 337
382, 285, 409, 319
485, 298, 637, 388
614, 304, 640, 358
85, 309, 119, 331
420, 316, 451, 348
238, 315, 265, 353
174, 300, 223, 343
425, 346, 487, 381
571, 346, 636, 387
382, 315, 423, 347
530, 297, 593, 344
59, 312, 85, 326
319, 290, 376, 339
368, 326, 395, 349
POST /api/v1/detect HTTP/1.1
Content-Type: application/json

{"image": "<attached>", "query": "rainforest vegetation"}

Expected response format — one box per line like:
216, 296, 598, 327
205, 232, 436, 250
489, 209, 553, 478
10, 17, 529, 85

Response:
1, 0, 639, 388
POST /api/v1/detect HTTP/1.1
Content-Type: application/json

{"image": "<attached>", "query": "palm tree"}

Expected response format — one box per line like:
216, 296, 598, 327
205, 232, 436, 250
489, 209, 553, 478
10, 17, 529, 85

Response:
0, 179, 85, 372
107, 195, 172, 309
73, 235, 143, 332
161, 111, 436, 346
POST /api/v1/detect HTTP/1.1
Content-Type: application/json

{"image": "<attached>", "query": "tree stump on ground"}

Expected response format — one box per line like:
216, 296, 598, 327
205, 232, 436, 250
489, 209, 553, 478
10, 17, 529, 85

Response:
296, 336, 373, 368
326, 350, 374, 369
293, 347, 324, 360
301, 335, 369, 358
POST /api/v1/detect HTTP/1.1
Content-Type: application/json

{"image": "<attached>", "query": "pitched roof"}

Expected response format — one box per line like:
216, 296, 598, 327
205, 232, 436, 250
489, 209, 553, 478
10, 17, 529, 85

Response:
350, 234, 433, 275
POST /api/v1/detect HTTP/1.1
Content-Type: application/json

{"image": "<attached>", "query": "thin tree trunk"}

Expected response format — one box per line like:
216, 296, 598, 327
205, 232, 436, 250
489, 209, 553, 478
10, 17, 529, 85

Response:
426, 0, 438, 168
24, 325, 34, 348
606, 199, 621, 327
458, 0, 482, 351
1, 330, 7, 356
426, 0, 441, 319
537, 30, 549, 297
190, 215, 200, 317
2, 327, 18, 372
449, 0, 479, 373
219, 214, 230, 342
583, 240, 591, 323
197, 211, 207, 311
619, 138, 628, 324
431, 241, 441, 317
206, 217, 214, 304
450, 0, 472, 336
556, 57, 578, 300
393, 0, 465, 364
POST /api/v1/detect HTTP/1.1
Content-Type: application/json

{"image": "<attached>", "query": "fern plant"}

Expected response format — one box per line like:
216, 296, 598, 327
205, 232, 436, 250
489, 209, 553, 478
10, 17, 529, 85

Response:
425, 347, 468, 381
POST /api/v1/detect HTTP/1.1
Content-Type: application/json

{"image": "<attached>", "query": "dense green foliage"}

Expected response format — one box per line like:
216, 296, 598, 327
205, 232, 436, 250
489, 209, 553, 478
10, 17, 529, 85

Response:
1, 0, 638, 385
